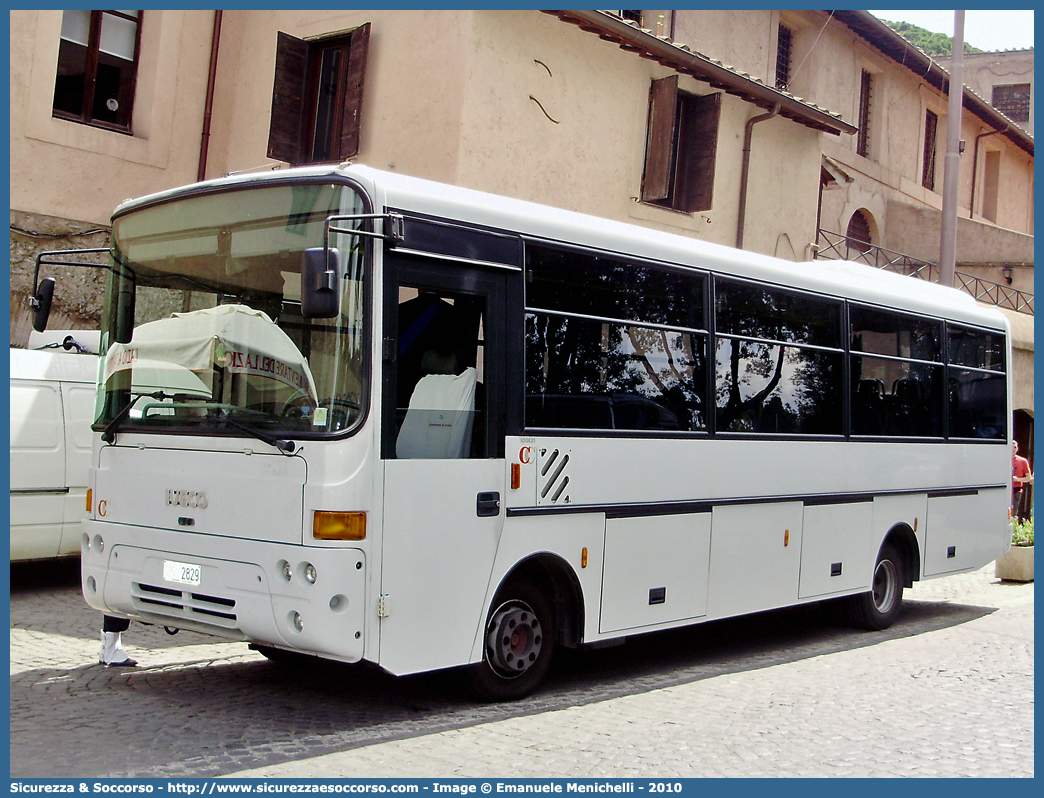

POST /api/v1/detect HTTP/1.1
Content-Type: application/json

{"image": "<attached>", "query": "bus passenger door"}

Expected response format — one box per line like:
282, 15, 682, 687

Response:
378, 254, 511, 675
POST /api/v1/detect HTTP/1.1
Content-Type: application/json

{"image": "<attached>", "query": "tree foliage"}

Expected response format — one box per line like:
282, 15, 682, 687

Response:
881, 20, 984, 57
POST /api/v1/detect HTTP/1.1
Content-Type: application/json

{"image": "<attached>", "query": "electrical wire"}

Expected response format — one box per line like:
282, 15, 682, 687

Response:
10, 225, 109, 239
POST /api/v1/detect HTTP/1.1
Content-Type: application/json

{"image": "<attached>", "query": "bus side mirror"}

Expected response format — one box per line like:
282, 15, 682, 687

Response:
31, 278, 55, 332
301, 248, 340, 319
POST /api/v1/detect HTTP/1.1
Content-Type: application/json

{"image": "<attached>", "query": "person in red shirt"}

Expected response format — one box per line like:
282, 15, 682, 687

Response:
1012, 441, 1033, 521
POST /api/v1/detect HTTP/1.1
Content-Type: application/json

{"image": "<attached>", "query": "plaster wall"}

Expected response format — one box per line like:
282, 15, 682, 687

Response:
456, 11, 821, 257
1001, 309, 1035, 413
670, 10, 777, 84
884, 202, 1034, 272
10, 10, 215, 226
205, 9, 473, 183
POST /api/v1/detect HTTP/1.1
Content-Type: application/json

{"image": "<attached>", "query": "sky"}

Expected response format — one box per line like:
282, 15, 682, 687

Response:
868, 10, 1034, 52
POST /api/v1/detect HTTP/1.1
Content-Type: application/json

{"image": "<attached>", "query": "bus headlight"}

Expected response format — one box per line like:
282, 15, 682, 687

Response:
304, 563, 317, 584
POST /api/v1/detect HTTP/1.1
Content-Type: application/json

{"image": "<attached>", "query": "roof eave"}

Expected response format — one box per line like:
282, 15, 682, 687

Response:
547, 10, 857, 137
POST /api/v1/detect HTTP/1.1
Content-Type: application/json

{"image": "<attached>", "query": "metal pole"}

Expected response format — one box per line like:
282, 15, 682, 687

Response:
938, 10, 965, 288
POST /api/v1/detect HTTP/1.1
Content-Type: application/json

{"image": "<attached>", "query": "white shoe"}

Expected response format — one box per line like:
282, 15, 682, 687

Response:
100, 631, 138, 667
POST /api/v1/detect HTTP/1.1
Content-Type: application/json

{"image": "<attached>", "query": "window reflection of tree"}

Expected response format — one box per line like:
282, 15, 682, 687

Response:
715, 341, 841, 434
524, 245, 708, 432
713, 282, 842, 435
525, 315, 705, 431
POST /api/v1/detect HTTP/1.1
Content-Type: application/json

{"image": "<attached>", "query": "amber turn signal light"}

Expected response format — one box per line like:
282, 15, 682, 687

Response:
86, 489, 92, 514
313, 511, 366, 540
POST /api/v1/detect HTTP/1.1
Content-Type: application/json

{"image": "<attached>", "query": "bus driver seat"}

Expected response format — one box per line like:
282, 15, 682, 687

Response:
395, 366, 478, 459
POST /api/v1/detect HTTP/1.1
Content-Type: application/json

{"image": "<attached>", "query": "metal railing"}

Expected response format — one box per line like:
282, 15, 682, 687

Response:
815, 230, 1033, 315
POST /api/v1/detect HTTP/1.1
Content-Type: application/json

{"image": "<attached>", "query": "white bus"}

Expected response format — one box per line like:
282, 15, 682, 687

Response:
46, 164, 1010, 700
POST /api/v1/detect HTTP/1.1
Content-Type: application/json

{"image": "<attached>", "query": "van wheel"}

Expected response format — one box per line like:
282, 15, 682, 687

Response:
463, 580, 555, 701
849, 543, 905, 630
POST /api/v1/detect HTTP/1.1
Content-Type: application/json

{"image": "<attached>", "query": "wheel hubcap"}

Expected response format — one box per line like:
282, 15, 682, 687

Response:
486, 601, 542, 677
872, 559, 898, 613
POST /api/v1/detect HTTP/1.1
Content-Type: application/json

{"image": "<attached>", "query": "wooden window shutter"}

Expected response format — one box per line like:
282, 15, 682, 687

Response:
337, 22, 370, 161
675, 92, 721, 213
641, 75, 679, 203
857, 69, 872, 158
268, 31, 310, 164
922, 109, 938, 191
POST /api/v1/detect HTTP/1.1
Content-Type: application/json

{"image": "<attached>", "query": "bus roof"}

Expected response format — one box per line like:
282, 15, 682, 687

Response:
113, 163, 1008, 333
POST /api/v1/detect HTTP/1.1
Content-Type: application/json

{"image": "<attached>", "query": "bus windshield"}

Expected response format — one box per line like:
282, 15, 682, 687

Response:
97, 180, 368, 439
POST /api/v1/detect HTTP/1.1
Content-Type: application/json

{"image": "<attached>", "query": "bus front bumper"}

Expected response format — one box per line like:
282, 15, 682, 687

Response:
81, 519, 367, 663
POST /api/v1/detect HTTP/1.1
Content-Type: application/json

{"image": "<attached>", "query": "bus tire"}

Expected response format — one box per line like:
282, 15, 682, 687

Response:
849, 543, 905, 630
463, 580, 555, 702
251, 644, 315, 666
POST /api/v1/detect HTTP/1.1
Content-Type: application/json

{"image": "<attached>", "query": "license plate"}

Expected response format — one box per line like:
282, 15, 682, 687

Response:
163, 560, 202, 586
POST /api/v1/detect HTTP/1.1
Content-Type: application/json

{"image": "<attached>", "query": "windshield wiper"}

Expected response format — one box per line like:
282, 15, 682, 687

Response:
218, 412, 297, 455
101, 391, 195, 444
103, 396, 297, 455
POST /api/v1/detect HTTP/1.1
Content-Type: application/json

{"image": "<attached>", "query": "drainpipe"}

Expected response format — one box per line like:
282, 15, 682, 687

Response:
970, 124, 1009, 216
197, 10, 223, 183
736, 102, 780, 250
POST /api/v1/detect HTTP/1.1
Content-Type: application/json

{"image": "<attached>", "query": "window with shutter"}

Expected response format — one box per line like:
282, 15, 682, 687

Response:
640, 77, 721, 214
268, 23, 370, 165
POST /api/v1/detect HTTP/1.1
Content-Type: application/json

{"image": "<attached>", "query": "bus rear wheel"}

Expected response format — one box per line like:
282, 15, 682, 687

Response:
849, 543, 905, 630
463, 580, 555, 702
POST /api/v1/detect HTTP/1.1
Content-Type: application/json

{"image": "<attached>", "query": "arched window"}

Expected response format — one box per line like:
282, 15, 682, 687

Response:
846, 210, 873, 253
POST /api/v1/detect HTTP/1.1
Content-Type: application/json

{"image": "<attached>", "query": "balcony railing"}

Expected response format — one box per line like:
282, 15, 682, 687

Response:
815, 230, 1033, 316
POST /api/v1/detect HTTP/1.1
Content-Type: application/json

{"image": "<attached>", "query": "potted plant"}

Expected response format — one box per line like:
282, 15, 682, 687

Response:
995, 517, 1034, 582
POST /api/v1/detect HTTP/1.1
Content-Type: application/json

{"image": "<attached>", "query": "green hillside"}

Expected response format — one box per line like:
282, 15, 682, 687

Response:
881, 20, 985, 56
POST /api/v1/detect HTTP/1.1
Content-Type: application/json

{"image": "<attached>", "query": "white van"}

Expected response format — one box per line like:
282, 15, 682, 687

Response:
10, 331, 101, 561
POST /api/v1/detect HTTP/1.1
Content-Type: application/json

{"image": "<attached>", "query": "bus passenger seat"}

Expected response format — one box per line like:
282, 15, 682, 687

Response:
396, 367, 478, 459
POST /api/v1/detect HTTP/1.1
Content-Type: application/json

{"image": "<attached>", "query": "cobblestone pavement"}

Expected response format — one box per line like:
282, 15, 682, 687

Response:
10, 559, 1033, 778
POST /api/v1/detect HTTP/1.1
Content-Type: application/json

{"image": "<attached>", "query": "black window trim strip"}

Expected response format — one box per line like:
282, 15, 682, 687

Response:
715, 331, 845, 355
525, 306, 710, 337
849, 350, 945, 368
391, 246, 522, 273
506, 483, 1005, 519
947, 361, 1008, 377
522, 235, 713, 283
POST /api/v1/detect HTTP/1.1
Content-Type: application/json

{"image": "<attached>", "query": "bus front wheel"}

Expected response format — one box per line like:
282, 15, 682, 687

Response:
849, 543, 905, 630
463, 580, 555, 701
